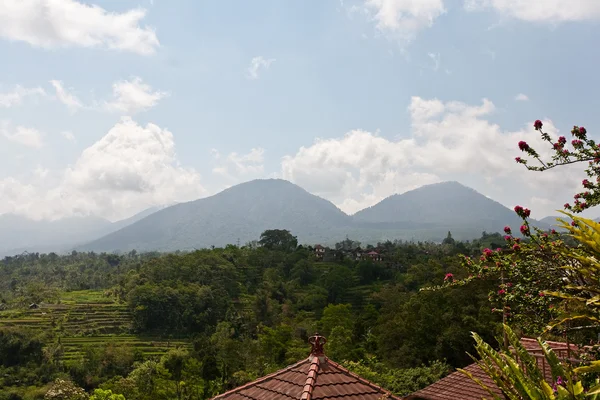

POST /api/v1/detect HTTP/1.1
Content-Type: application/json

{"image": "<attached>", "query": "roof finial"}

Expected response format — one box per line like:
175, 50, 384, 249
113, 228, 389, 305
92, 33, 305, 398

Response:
308, 332, 327, 358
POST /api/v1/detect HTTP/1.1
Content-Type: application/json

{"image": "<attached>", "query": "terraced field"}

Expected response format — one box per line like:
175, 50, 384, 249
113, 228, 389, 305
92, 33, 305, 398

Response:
60, 336, 193, 364
0, 290, 192, 363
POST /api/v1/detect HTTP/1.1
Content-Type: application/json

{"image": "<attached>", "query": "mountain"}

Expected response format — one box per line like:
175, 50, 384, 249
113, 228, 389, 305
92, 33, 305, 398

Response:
0, 214, 112, 257
79, 179, 353, 253
0, 206, 165, 257
8, 180, 555, 255
352, 181, 548, 241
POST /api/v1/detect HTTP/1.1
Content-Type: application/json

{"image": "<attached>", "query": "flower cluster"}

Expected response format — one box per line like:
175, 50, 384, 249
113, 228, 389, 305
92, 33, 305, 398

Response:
517, 120, 600, 213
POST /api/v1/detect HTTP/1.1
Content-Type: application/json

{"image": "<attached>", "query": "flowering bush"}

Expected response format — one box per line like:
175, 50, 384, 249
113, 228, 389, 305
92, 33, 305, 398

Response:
426, 212, 565, 335
44, 379, 88, 400
516, 120, 600, 213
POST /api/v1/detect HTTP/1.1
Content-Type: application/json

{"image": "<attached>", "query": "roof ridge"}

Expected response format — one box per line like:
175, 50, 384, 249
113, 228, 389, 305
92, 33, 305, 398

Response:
301, 356, 320, 400
324, 359, 401, 399
211, 358, 310, 399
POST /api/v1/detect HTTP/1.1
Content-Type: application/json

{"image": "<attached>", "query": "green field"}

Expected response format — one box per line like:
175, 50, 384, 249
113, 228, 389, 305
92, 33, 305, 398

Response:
0, 290, 191, 363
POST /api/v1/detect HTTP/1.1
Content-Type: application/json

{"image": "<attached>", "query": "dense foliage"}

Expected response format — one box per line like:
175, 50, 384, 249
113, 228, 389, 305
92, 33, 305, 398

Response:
0, 233, 505, 399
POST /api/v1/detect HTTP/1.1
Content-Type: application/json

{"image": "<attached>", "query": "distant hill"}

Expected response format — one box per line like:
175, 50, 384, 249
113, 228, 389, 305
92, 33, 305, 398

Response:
79, 179, 552, 253
78, 179, 353, 253
0, 206, 164, 257
352, 181, 549, 241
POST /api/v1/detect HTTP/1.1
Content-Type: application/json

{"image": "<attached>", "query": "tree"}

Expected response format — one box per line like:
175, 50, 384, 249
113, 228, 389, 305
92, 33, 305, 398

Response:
44, 379, 88, 400
452, 120, 600, 397
89, 389, 126, 400
442, 231, 455, 245
258, 230, 298, 252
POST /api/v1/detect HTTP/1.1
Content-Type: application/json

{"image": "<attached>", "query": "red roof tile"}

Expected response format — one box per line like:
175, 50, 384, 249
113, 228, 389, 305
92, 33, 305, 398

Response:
212, 334, 401, 400
405, 337, 589, 400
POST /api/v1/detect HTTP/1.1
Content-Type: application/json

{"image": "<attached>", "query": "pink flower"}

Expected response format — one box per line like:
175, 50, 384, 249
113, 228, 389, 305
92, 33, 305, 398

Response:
483, 248, 494, 258
572, 139, 583, 147
498, 289, 506, 295
515, 157, 523, 163
571, 221, 577, 227
558, 136, 567, 144
504, 235, 511, 241
551, 229, 557, 234
539, 292, 545, 297
534, 120, 543, 130
504, 226, 512, 234
580, 127, 587, 136
514, 205, 530, 218
444, 273, 454, 281
564, 203, 571, 209
520, 225, 529, 235
583, 179, 592, 188
518, 141, 530, 151
513, 243, 521, 251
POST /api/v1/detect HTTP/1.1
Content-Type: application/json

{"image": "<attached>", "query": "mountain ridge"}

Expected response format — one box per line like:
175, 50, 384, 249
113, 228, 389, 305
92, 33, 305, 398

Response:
77, 179, 551, 253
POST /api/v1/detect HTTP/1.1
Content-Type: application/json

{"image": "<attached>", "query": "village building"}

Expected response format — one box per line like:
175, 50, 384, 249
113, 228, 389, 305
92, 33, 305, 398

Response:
211, 333, 402, 400
405, 338, 587, 400
314, 244, 326, 261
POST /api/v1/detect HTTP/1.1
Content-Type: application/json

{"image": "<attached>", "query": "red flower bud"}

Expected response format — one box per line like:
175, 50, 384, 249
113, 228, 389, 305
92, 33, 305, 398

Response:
518, 141, 530, 151
572, 139, 583, 147
515, 157, 523, 163
483, 248, 494, 258
580, 126, 587, 135
504, 226, 511, 234
520, 225, 529, 235
534, 120, 543, 130
551, 229, 557, 234
558, 136, 566, 144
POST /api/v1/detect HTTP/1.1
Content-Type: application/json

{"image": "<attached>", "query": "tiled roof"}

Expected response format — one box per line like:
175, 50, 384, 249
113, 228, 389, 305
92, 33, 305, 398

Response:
405, 337, 586, 400
212, 334, 401, 400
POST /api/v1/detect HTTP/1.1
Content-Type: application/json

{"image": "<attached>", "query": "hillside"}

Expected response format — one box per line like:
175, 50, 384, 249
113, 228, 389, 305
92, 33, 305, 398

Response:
352, 181, 548, 240
79, 179, 353, 252
0, 206, 164, 257
78, 179, 554, 253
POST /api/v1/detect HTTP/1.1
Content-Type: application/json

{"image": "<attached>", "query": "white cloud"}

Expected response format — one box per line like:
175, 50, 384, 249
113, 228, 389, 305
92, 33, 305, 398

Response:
282, 96, 585, 217
0, 118, 205, 221
1, 122, 44, 148
363, 0, 446, 43
212, 147, 265, 183
515, 93, 529, 101
61, 131, 76, 141
427, 52, 441, 71
49, 77, 165, 114
0, 85, 46, 107
33, 165, 49, 179
247, 56, 276, 80
103, 77, 168, 114
50, 80, 83, 112
0, 0, 159, 55
465, 0, 600, 22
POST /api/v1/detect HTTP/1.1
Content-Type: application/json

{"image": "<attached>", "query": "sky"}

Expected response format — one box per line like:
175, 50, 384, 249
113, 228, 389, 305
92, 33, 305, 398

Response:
1, 0, 600, 222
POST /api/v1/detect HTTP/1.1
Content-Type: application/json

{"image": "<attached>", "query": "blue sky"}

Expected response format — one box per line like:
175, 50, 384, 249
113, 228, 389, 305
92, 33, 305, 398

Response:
1, 0, 600, 221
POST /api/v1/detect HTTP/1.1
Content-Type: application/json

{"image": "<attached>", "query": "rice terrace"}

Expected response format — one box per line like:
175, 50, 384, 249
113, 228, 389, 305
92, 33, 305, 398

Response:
0, 289, 192, 365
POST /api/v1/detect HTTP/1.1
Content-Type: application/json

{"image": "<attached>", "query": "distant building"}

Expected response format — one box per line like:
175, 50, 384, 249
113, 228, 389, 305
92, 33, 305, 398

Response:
314, 244, 325, 261
211, 333, 401, 400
